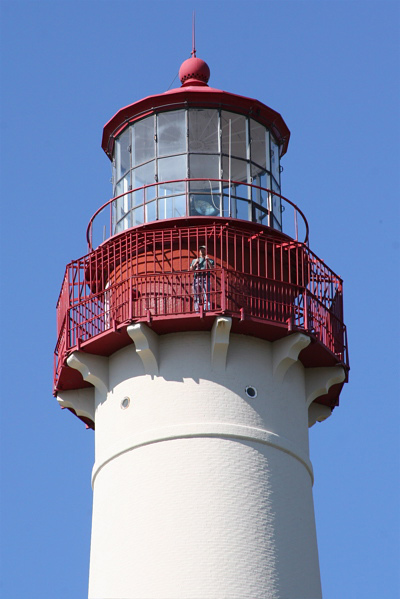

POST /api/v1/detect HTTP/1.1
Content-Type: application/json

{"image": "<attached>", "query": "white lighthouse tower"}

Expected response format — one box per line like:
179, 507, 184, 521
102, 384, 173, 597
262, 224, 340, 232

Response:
54, 52, 349, 599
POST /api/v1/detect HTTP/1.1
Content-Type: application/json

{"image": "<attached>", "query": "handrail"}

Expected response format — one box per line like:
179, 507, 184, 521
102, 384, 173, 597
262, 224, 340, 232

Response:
86, 178, 309, 251
53, 266, 348, 392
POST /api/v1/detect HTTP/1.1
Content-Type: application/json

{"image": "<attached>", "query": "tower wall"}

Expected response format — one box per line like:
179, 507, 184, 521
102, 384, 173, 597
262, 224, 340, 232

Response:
86, 331, 324, 599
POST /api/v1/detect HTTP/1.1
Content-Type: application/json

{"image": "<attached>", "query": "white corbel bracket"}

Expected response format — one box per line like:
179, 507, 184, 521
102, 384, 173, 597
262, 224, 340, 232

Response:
272, 333, 311, 382
127, 323, 159, 375
305, 366, 346, 408
211, 316, 232, 370
67, 351, 109, 394
308, 403, 332, 428
57, 388, 95, 423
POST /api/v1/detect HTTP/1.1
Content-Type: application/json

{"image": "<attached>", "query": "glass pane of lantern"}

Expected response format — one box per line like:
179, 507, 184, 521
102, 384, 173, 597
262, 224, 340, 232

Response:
189, 154, 220, 217
158, 195, 186, 219
189, 194, 220, 217
131, 161, 156, 202
145, 200, 157, 223
189, 109, 218, 153
250, 119, 267, 169
158, 155, 186, 194
132, 205, 144, 227
157, 196, 167, 220
270, 136, 280, 184
221, 111, 248, 160
115, 218, 130, 234
116, 173, 130, 198
233, 182, 250, 204
189, 154, 219, 191
272, 176, 281, 196
265, 130, 270, 171
255, 206, 269, 225
236, 198, 250, 221
222, 156, 249, 186
272, 178, 282, 229
132, 116, 155, 167
251, 161, 264, 180
168, 195, 186, 219
251, 170, 268, 223
221, 194, 229, 217
157, 110, 186, 157
115, 128, 131, 181
114, 176, 131, 232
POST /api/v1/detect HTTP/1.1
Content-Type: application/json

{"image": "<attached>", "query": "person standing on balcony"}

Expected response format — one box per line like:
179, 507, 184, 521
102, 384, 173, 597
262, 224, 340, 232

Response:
190, 246, 214, 311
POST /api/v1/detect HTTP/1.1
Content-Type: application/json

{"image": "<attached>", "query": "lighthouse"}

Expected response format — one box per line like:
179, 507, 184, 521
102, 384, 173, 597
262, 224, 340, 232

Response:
54, 52, 349, 599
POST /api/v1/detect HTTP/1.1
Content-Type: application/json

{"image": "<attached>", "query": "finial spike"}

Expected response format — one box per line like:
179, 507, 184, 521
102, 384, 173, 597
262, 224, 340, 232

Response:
191, 11, 196, 58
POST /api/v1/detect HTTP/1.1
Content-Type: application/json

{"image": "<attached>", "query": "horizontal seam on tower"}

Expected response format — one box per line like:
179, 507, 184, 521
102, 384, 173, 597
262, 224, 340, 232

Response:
91, 423, 314, 487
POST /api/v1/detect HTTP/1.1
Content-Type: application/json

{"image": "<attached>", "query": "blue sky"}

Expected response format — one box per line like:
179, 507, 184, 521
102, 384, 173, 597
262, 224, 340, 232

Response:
0, 1, 399, 598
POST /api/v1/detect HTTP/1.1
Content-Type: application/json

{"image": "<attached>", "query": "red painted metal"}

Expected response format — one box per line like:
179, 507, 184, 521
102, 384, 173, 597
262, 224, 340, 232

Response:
54, 220, 348, 413
179, 57, 210, 85
101, 87, 290, 159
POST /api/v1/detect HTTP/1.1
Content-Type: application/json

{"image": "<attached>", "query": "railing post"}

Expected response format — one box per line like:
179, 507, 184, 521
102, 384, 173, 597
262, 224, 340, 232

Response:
109, 200, 112, 240
304, 290, 308, 331
129, 280, 133, 322
221, 269, 226, 312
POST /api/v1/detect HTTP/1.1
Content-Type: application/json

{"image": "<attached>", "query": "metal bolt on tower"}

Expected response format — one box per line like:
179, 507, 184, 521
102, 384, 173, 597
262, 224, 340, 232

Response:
54, 53, 349, 599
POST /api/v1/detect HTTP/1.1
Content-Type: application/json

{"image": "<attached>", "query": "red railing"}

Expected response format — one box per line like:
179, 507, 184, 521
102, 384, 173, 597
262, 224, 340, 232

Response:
86, 179, 309, 251
55, 269, 347, 390
54, 222, 348, 392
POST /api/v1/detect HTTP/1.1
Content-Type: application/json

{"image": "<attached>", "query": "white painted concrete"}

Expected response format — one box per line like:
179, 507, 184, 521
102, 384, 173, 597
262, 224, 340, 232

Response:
57, 388, 95, 423
65, 328, 345, 599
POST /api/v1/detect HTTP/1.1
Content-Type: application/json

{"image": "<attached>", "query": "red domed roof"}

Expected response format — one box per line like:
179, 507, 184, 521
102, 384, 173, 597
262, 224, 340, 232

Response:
179, 57, 210, 86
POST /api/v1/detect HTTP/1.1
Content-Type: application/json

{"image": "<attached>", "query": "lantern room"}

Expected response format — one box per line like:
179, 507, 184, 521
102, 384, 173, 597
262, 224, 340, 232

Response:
100, 56, 291, 246
112, 106, 283, 232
